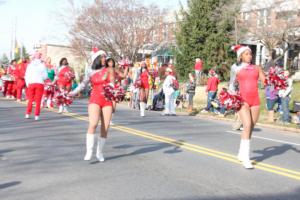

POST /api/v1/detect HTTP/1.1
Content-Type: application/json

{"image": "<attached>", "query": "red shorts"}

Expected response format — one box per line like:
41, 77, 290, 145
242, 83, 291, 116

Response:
141, 81, 149, 89
89, 95, 112, 108
242, 94, 260, 107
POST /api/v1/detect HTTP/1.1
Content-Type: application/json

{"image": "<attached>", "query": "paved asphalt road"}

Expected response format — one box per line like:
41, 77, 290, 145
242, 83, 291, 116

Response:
1, 98, 300, 200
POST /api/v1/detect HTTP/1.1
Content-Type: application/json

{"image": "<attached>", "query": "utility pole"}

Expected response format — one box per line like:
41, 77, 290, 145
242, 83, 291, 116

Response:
234, 17, 238, 45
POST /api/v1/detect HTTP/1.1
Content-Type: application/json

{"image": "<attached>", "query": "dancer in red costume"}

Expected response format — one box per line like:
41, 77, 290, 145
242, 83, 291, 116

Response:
42, 57, 56, 108
137, 61, 149, 117
15, 58, 28, 102
54, 58, 75, 113
5, 60, 17, 99
229, 45, 265, 169
69, 50, 115, 162
109, 58, 129, 125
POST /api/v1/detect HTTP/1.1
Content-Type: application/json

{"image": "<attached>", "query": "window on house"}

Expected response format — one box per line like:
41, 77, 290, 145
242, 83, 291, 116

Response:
242, 12, 250, 21
257, 9, 271, 27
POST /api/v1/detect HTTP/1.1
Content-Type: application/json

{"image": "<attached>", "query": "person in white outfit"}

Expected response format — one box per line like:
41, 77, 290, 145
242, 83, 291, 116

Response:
24, 51, 48, 120
162, 67, 176, 116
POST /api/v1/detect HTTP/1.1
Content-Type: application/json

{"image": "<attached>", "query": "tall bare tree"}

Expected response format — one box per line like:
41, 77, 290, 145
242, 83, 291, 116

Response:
65, 0, 164, 62
237, 0, 300, 62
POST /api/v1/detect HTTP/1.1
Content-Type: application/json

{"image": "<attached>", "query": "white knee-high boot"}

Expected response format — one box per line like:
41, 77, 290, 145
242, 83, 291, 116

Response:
140, 102, 145, 117
238, 139, 253, 169
84, 133, 95, 161
96, 136, 106, 162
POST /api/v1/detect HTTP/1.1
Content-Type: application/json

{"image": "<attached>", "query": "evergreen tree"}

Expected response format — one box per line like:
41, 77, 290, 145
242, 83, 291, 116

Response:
0, 53, 9, 66
174, 0, 236, 80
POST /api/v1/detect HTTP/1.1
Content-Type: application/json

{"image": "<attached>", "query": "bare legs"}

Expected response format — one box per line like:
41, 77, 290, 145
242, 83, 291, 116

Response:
237, 104, 260, 169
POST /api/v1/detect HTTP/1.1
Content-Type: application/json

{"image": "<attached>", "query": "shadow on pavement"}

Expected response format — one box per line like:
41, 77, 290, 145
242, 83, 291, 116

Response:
101, 142, 183, 162
252, 144, 300, 162
0, 181, 21, 190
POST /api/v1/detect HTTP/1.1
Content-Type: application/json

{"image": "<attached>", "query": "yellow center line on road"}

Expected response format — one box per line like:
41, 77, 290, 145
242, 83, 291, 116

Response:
9, 99, 300, 181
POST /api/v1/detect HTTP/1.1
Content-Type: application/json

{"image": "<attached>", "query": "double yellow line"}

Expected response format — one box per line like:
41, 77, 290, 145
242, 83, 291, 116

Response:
12, 99, 300, 181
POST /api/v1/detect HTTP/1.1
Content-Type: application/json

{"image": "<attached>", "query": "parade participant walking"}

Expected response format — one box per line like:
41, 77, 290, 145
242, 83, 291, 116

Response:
42, 57, 55, 108
24, 52, 48, 120
5, 60, 17, 99
54, 58, 75, 113
162, 67, 177, 116
109, 58, 129, 124
229, 45, 265, 169
137, 61, 149, 117
15, 58, 28, 102
69, 50, 115, 162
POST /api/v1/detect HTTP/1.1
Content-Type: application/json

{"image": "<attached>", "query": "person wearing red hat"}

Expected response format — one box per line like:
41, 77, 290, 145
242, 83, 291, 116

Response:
69, 49, 115, 162
25, 51, 48, 120
201, 69, 220, 113
5, 60, 17, 99
15, 58, 28, 102
41, 57, 55, 108
54, 58, 75, 113
229, 45, 265, 169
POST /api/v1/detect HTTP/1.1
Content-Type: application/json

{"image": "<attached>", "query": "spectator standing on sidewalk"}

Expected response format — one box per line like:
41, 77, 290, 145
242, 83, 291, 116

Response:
194, 58, 203, 85
201, 70, 220, 113
278, 70, 293, 124
186, 73, 196, 113
265, 85, 278, 123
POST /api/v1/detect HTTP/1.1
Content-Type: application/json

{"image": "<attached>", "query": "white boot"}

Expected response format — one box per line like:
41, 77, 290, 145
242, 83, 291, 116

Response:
63, 105, 69, 113
237, 140, 244, 161
140, 102, 145, 117
84, 134, 95, 161
58, 105, 63, 113
47, 99, 52, 108
239, 139, 253, 169
96, 136, 106, 162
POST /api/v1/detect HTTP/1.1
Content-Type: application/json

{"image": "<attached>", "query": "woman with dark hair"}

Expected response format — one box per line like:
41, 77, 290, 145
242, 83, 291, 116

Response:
69, 50, 115, 162
54, 57, 75, 113
229, 45, 265, 169
137, 61, 149, 117
107, 57, 129, 125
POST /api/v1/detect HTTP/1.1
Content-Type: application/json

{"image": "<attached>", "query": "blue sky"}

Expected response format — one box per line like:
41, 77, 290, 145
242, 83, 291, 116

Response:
0, 0, 186, 57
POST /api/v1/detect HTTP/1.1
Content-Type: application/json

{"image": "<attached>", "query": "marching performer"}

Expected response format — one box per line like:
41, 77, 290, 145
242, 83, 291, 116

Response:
54, 58, 75, 113
15, 58, 28, 102
229, 45, 265, 169
24, 51, 48, 120
42, 57, 55, 108
109, 58, 130, 124
5, 60, 17, 99
69, 50, 115, 162
137, 61, 149, 117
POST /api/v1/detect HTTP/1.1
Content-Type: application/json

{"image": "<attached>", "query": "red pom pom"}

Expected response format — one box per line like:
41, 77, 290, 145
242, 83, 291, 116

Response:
219, 89, 243, 111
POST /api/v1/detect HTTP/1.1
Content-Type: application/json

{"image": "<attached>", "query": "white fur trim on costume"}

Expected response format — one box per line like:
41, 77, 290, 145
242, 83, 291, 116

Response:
91, 50, 106, 64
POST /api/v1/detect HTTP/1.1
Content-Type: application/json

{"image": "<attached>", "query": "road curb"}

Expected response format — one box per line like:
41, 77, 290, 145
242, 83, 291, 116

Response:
195, 113, 300, 134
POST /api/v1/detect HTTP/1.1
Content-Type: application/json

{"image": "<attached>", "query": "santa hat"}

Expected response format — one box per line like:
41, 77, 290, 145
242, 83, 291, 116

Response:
91, 47, 106, 63
231, 45, 251, 58
209, 69, 215, 75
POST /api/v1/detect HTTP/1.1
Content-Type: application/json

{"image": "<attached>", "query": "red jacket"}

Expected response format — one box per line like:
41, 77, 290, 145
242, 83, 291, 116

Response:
15, 62, 28, 79
6, 65, 17, 78
206, 76, 220, 92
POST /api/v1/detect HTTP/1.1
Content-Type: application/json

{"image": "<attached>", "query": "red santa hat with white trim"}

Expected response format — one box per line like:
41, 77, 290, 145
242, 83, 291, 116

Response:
91, 47, 107, 63
231, 45, 251, 58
